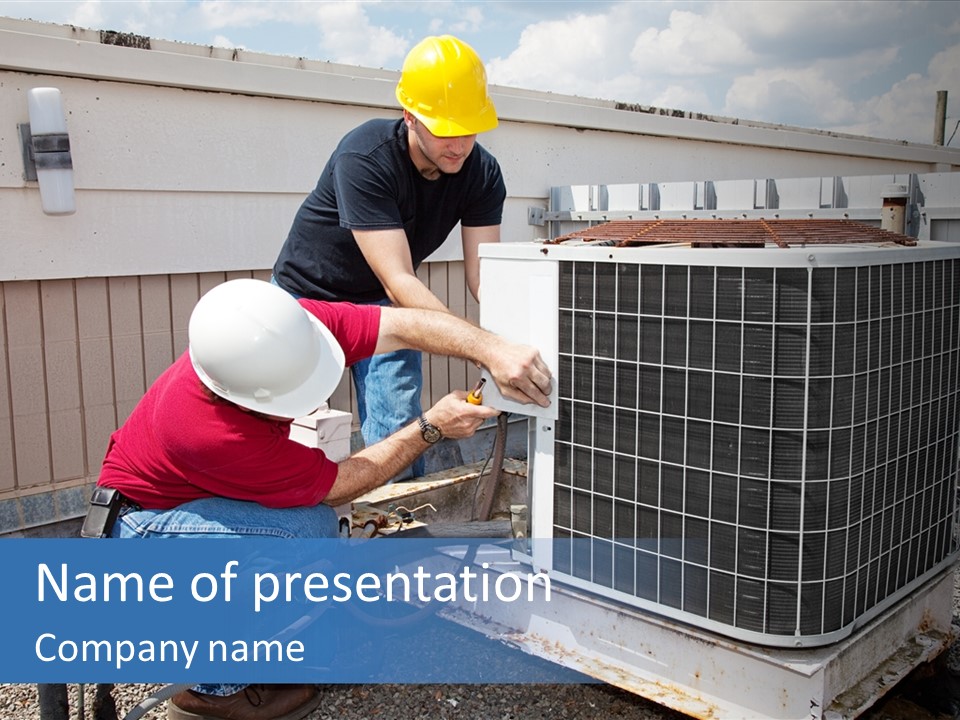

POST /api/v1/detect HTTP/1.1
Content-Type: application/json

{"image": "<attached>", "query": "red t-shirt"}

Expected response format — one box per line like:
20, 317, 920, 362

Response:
98, 300, 380, 510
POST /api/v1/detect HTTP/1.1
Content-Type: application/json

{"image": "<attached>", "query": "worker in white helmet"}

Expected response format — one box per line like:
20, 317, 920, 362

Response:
86, 278, 550, 720
272, 35, 503, 480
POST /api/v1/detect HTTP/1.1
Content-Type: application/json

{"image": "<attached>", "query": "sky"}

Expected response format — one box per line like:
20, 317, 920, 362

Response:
2, 0, 959, 146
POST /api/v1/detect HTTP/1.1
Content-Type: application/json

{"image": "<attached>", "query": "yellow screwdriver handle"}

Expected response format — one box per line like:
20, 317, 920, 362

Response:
466, 378, 486, 405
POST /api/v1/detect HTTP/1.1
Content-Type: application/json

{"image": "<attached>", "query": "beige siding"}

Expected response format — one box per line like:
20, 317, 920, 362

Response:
76, 278, 117, 480
0, 264, 469, 530
140, 275, 175, 385
421, 260, 476, 409
6, 282, 51, 491
0, 284, 14, 494
42, 279, 85, 483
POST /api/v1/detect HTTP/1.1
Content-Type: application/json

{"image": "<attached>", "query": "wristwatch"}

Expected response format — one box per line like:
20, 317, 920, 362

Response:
418, 415, 442, 444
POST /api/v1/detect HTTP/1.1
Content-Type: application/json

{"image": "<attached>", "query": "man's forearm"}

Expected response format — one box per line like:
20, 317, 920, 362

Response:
375, 305, 552, 407
323, 421, 428, 506
384, 273, 450, 314
375, 306, 493, 363
322, 391, 500, 505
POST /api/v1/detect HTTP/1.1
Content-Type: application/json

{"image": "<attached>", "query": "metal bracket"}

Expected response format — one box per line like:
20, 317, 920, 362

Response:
18, 124, 37, 181
510, 504, 529, 553
19, 122, 73, 181
527, 206, 545, 226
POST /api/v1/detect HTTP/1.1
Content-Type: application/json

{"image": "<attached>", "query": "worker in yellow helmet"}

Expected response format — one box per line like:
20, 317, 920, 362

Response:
271, 36, 503, 481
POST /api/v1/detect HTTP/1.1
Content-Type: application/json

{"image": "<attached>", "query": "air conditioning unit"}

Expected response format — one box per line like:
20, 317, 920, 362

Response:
479, 220, 960, 648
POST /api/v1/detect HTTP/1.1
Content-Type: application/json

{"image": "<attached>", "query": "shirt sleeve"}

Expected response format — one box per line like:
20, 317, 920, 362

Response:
460, 148, 506, 227
331, 152, 405, 230
298, 299, 381, 366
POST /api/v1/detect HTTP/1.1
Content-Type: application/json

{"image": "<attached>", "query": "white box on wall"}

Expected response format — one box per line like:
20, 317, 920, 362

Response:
290, 404, 353, 461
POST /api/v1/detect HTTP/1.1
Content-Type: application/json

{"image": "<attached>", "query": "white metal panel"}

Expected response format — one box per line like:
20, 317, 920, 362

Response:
713, 179, 757, 210
477, 253, 558, 420
2, 189, 302, 280
774, 177, 829, 209
605, 184, 643, 211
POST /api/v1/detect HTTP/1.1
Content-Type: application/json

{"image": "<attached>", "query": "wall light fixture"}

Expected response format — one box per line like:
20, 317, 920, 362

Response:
19, 87, 76, 216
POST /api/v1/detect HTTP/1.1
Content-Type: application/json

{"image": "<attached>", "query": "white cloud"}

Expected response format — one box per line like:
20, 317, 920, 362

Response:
211, 34, 241, 50
929, 41, 960, 88
630, 8, 756, 76
190, 0, 408, 67
71, 0, 106, 29
723, 66, 859, 129
724, 0, 908, 58
652, 84, 712, 113
443, 5, 484, 35
485, 0, 952, 143
721, 44, 903, 130
195, 0, 278, 30
0, 0, 188, 36
487, 11, 613, 89
830, 43, 960, 143
486, 7, 661, 104
304, 2, 408, 67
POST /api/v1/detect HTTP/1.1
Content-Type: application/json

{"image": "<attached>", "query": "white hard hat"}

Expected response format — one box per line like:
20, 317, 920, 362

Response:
188, 279, 345, 419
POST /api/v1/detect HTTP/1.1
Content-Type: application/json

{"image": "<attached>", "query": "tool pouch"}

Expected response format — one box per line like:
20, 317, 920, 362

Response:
80, 486, 123, 538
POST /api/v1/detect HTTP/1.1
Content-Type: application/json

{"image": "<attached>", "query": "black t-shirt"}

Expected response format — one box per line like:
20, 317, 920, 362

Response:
273, 118, 506, 302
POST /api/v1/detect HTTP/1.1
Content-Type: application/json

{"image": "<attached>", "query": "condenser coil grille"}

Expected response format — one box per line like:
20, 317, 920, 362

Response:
551, 256, 960, 645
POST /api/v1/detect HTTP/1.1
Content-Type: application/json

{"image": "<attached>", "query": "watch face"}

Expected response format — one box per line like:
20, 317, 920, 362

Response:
420, 416, 442, 444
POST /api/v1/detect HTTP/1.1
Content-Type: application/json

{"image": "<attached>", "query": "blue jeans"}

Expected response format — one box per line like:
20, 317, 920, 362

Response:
111, 497, 340, 539
112, 497, 339, 695
351, 342, 424, 480
270, 278, 425, 480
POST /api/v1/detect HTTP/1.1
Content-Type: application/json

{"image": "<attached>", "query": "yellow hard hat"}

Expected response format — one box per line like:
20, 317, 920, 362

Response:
395, 35, 498, 137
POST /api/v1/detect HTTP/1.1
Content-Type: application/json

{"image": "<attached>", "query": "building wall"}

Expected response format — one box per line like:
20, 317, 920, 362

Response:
1, 18, 958, 532
0, 264, 477, 534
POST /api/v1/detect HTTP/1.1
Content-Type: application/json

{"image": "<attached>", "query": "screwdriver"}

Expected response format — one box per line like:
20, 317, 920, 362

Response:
466, 377, 486, 404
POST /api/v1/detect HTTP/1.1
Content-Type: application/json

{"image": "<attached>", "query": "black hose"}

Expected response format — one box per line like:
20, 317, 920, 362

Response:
93, 683, 117, 720
475, 413, 508, 522
37, 684, 68, 720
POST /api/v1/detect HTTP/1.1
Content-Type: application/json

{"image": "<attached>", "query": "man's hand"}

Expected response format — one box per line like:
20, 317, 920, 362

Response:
324, 391, 498, 506
373, 306, 553, 408
424, 391, 500, 439
485, 341, 553, 408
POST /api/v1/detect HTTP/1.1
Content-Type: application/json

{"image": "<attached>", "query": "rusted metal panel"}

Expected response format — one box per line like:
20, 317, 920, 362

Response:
548, 218, 917, 248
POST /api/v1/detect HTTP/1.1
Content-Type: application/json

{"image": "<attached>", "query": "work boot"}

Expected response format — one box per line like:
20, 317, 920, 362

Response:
167, 684, 321, 720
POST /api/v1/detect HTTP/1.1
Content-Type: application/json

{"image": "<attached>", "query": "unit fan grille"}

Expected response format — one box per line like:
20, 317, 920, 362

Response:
552, 258, 960, 642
